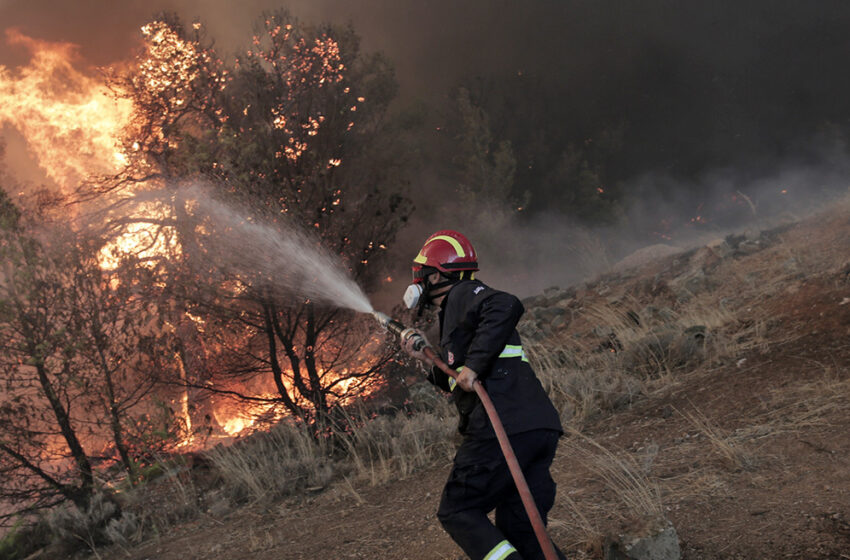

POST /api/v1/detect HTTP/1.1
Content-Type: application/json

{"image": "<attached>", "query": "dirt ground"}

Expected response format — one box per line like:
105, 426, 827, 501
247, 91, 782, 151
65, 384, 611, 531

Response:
96, 206, 850, 560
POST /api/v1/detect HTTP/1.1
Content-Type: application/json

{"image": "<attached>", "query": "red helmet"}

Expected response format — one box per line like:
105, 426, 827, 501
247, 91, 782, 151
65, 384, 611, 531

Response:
412, 230, 478, 283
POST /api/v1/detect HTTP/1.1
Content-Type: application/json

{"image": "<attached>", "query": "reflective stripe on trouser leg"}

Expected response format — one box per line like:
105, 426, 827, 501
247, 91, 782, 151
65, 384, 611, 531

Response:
438, 438, 522, 560
484, 539, 518, 560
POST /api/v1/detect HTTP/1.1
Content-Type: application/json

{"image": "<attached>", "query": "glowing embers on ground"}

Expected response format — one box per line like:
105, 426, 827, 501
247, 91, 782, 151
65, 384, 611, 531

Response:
212, 393, 284, 437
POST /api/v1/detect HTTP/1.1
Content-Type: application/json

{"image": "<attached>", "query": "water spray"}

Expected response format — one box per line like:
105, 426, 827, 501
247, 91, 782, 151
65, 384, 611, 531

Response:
371, 311, 560, 560
148, 185, 557, 556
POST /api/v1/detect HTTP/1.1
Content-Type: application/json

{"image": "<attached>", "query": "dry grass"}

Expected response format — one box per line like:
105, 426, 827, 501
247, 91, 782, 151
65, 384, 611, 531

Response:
745, 368, 850, 436
526, 288, 751, 428
333, 404, 456, 486
528, 340, 645, 429
205, 402, 455, 507
564, 430, 665, 523
677, 405, 759, 471
206, 421, 335, 505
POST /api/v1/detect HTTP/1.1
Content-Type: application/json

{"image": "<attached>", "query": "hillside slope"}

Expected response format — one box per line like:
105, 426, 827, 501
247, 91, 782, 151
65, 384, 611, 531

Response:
92, 199, 850, 560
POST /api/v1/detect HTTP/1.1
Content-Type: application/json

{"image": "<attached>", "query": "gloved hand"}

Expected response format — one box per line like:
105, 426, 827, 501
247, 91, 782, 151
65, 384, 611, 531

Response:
457, 366, 478, 392
401, 329, 432, 364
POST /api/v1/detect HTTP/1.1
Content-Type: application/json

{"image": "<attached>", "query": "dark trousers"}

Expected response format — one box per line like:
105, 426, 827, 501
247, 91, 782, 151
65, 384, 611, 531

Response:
437, 429, 566, 560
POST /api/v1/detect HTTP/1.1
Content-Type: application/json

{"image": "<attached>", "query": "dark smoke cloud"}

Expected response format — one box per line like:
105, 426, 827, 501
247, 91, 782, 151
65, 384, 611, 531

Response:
5, 0, 849, 170
3, 0, 850, 295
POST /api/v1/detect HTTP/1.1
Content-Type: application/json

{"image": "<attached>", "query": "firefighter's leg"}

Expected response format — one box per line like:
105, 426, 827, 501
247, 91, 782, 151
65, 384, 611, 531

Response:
437, 438, 521, 560
495, 430, 566, 560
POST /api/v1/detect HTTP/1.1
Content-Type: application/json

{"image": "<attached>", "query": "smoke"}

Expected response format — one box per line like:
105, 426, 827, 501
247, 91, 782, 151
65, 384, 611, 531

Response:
396, 124, 850, 300
4, 0, 850, 174
3, 0, 850, 298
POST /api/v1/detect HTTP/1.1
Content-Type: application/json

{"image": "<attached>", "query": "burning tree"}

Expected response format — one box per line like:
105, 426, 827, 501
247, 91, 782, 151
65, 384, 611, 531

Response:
99, 12, 411, 429
0, 189, 179, 522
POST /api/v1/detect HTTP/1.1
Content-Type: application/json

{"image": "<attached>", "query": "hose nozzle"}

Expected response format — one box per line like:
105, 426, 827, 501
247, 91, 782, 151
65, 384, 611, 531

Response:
372, 311, 428, 351
372, 311, 403, 336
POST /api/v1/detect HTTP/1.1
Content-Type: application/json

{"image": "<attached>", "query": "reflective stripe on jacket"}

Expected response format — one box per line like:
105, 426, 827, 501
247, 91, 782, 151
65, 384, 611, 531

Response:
427, 280, 562, 438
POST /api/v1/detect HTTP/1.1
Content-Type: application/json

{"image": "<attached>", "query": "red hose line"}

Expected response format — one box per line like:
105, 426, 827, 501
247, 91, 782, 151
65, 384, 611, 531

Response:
423, 347, 559, 560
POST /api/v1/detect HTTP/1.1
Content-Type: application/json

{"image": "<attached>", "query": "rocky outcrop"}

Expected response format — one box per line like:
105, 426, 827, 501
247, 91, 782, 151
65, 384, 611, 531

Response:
605, 518, 681, 560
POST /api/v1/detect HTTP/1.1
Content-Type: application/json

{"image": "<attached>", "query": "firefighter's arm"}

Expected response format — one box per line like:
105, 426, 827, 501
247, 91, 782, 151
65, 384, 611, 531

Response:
462, 292, 524, 378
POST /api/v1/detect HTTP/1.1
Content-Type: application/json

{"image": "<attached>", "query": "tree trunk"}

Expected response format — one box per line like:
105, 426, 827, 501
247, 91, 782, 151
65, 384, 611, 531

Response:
92, 322, 137, 483
304, 302, 330, 422
34, 361, 94, 509
262, 302, 302, 420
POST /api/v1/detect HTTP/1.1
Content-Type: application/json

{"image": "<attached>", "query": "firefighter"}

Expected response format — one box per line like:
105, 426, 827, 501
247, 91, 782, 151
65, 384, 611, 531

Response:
401, 230, 566, 560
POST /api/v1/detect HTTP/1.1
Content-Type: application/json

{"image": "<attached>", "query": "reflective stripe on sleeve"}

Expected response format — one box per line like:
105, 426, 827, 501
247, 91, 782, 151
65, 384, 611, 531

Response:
483, 539, 517, 560
498, 344, 529, 363
448, 366, 462, 392
449, 344, 527, 392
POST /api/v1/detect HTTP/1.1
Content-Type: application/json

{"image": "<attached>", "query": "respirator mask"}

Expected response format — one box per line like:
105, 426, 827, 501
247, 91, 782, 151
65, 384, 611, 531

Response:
404, 266, 456, 313
403, 283, 425, 310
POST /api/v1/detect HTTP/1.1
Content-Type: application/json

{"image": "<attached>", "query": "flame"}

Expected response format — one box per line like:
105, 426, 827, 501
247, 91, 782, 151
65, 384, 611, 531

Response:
0, 28, 197, 268
0, 29, 133, 190
212, 393, 286, 436
0, 24, 389, 450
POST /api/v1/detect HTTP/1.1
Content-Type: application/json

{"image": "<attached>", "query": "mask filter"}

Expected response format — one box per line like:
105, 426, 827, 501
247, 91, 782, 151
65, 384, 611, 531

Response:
403, 283, 423, 310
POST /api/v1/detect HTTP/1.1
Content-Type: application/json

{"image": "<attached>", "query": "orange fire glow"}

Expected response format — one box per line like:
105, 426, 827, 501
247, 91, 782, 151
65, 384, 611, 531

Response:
0, 28, 180, 269
0, 29, 133, 190
213, 393, 285, 436
0, 23, 387, 449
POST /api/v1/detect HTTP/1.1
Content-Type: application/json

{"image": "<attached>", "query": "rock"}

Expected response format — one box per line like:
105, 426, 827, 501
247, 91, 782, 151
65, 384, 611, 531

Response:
543, 306, 566, 318
724, 232, 746, 250
743, 227, 761, 242
554, 297, 575, 310
552, 314, 567, 330
683, 270, 709, 293
735, 240, 762, 256
522, 294, 547, 308
543, 285, 561, 297
706, 238, 733, 259
612, 244, 682, 273
640, 306, 675, 324
605, 518, 681, 560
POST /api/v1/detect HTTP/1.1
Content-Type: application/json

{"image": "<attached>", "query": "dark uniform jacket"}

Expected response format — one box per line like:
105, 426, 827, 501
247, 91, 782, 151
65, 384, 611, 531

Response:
426, 280, 562, 439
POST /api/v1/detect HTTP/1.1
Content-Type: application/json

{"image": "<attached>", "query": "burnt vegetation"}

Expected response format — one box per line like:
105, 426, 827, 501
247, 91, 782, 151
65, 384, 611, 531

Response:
0, 11, 415, 555
1, 5, 849, 559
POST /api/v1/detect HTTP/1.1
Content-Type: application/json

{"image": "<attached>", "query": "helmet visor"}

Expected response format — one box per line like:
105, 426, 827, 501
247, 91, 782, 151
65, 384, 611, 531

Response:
412, 265, 438, 284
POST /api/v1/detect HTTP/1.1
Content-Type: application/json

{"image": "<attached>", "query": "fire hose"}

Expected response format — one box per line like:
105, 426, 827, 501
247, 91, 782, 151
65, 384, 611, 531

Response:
373, 312, 560, 560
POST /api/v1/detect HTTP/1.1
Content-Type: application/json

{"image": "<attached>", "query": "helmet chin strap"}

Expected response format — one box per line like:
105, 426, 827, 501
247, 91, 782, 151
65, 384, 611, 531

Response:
416, 274, 457, 316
